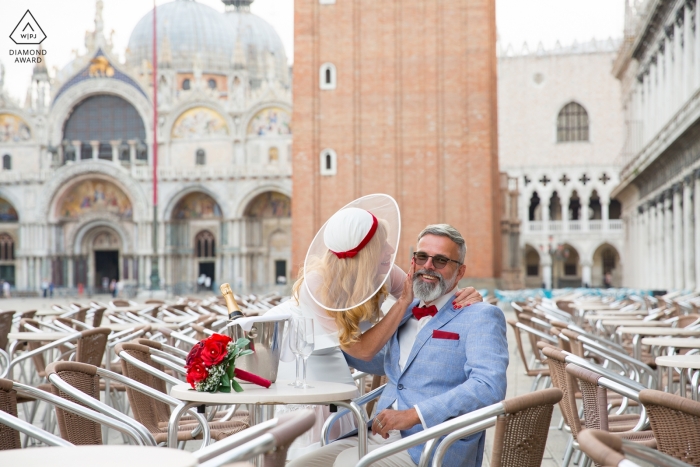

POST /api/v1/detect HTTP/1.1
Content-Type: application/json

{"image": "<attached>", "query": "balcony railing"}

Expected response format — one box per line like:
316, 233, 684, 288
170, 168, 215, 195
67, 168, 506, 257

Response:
526, 220, 623, 234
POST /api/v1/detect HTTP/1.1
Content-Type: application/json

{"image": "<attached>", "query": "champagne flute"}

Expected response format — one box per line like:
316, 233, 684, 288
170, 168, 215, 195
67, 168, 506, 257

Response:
295, 317, 315, 389
288, 318, 303, 388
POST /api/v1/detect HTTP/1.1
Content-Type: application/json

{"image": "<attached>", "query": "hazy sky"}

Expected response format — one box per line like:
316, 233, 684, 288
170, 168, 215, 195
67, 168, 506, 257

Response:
1, 0, 624, 102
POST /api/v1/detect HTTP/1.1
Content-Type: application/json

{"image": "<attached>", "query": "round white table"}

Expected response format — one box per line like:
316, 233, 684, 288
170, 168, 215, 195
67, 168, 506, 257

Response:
655, 355, 700, 399
7, 331, 74, 341
169, 380, 364, 458
0, 445, 196, 467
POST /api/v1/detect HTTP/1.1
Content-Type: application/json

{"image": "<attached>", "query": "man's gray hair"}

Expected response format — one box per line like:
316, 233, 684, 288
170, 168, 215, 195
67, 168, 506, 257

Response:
417, 224, 467, 263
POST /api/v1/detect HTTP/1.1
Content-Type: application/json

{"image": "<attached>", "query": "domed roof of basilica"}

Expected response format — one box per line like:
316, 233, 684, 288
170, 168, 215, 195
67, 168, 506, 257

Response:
126, 0, 289, 86
223, 4, 289, 87
127, 0, 235, 73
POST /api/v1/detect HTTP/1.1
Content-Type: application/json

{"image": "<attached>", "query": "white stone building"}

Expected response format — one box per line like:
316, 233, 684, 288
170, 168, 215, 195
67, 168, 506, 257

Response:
498, 39, 626, 289
0, 0, 292, 295
613, 0, 700, 292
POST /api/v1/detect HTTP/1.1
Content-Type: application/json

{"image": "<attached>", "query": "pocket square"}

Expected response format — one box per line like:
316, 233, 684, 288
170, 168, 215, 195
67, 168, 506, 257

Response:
433, 330, 459, 340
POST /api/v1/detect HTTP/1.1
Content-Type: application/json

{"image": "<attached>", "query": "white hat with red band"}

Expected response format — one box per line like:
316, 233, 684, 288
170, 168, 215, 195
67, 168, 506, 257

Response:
303, 193, 401, 312
323, 208, 378, 259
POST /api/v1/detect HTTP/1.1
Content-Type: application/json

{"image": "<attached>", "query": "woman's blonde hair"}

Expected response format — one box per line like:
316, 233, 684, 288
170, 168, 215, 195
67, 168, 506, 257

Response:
293, 220, 389, 347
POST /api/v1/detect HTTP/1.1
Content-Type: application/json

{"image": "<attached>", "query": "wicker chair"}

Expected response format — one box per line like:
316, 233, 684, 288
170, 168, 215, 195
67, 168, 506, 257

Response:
355, 388, 563, 467
507, 318, 551, 391
578, 429, 691, 467
565, 364, 656, 448
115, 342, 249, 443
639, 389, 700, 466
0, 377, 20, 450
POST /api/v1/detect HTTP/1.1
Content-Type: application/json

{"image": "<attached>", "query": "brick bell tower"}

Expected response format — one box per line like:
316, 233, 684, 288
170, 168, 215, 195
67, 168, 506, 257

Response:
292, 0, 502, 287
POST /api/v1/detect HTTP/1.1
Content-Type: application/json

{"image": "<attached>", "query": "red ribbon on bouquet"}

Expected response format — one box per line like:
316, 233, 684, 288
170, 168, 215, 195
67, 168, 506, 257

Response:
234, 368, 272, 388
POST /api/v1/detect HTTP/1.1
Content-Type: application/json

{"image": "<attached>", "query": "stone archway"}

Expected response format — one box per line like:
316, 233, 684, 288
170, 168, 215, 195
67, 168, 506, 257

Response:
593, 243, 621, 288
523, 244, 541, 288
78, 225, 123, 292
242, 191, 291, 291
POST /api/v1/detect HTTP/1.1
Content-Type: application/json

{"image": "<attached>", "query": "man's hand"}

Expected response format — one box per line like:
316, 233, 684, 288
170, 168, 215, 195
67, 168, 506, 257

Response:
371, 408, 421, 439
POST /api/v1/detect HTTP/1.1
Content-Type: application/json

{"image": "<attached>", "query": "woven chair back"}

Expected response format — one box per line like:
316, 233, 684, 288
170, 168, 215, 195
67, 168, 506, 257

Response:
47, 361, 102, 445
0, 311, 14, 351
19, 318, 48, 377
90, 308, 106, 328
541, 346, 583, 437
640, 389, 700, 465
561, 329, 586, 358
0, 378, 20, 450
566, 364, 609, 432
75, 328, 110, 367
491, 388, 562, 467
117, 343, 169, 432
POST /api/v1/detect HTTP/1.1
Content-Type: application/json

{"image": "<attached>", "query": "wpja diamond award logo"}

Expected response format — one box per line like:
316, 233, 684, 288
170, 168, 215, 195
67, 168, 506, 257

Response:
9, 10, 47, 64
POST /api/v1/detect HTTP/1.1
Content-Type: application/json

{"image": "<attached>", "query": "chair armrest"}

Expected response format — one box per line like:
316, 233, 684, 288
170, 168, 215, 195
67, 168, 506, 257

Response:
321, 384, 386, 446
15, 379, 152, 446
1, 332, 82, 378
355, 401, 504, 467
0, 410, 73, 447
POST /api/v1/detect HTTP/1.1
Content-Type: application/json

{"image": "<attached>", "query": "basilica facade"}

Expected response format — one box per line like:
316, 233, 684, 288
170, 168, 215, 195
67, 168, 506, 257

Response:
0, 0, 292, 294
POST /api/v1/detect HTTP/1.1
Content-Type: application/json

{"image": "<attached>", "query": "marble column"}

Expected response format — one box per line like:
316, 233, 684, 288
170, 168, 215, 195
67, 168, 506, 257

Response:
673, 184, 684, 289
581, 195, 590, 231
89, 141, 99, 159
110, 140, 120, 163
561, 195, 569, 232
602, 198, 610, 232
638, 206, 647, 288
654, 198, 664, 289
72, 140, 82, 160
664, 191, 674, 290
542, 192, 550, 233
542, 253, 552, 290
683, 176, 695, 290
128, 140, 137, 164
694, 170, 700, 290
581, 259, 592, 288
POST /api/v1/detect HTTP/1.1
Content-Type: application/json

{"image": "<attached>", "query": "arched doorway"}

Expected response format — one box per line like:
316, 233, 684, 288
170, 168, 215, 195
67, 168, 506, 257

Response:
195, 230, 216, 291
0, 197, 19, 286
83, 228, 122, 293
552, 243, 580, 288
523, 244, 541, 288
593, 243, 621, 287
167, 191, 222, 291
243, 191, 291, 291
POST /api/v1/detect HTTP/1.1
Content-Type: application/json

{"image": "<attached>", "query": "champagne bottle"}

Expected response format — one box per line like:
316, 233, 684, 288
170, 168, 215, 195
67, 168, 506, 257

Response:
220, 283, 244, 320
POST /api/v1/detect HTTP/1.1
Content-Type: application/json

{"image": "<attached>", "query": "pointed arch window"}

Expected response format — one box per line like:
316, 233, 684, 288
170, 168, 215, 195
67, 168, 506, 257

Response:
319, 63, 337, 90
196, 149, 206, 166
195, 230, 216, 258
557, 102, 589, 142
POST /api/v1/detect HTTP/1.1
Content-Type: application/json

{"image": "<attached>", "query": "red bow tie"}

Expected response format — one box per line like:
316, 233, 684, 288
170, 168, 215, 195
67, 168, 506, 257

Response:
412, 305, 438, 320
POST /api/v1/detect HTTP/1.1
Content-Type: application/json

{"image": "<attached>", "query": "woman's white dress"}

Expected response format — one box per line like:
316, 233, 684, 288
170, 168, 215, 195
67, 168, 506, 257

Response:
270, 264, 405, 458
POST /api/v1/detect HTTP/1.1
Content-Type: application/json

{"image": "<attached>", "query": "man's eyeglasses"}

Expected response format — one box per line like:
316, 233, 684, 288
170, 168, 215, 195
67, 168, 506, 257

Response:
412, 252, 462, 269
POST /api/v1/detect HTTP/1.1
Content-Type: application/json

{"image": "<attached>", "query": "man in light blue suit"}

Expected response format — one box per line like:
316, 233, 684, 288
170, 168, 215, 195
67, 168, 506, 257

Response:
294, 224, 509, 467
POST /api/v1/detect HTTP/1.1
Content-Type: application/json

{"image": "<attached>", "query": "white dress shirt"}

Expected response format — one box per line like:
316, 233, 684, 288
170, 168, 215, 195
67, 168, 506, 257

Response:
390, 286, 458, 426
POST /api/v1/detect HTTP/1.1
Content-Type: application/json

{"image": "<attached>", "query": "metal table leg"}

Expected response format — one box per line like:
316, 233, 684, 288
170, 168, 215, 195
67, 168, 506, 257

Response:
333, 400, 368, 459
167, 401, 199, 448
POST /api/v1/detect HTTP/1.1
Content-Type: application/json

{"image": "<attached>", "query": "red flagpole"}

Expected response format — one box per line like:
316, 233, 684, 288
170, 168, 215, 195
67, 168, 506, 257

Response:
150, 0, 160, 289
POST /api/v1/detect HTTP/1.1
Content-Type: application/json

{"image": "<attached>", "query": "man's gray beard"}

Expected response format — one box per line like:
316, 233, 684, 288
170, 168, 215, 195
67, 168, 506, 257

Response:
412, 268, 457, 303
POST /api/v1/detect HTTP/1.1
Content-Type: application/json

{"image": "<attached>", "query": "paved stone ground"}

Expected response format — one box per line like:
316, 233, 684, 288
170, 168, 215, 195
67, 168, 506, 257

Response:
7, 297, 572, 464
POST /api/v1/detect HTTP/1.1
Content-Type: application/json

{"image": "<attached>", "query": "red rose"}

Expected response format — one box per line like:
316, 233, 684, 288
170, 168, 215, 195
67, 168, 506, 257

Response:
185, 341, 204, 368
186, 361, 208, 387
200, 333, 232, 366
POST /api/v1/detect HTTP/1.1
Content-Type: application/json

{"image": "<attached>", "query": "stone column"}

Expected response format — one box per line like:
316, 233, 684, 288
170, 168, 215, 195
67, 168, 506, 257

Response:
673, 184, 684, 289
647, 201, 656, 290
89, 141, 99, 159
637, 206, 646, 288
128, 140, 137, 164
72, 140, 82, 160
683, 176, 695, 290
653, 198, 663, 289
542, 253, 552, 290
664, 191, 674, 290
684, 3, 692, 99
694, 170, 700, 291
110, 140, 120, 163
581, 195, 590, 231
561, 195, 569, 232
581, 259, 592, 288
601, 198, 610, 232
542, 192, 550, 233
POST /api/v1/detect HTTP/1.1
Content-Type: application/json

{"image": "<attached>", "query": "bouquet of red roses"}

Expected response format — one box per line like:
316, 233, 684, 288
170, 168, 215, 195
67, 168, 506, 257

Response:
185, 333, 271, 392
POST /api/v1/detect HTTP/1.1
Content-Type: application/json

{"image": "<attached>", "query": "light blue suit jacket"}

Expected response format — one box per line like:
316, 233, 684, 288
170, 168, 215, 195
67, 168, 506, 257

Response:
345, 298, 509, 466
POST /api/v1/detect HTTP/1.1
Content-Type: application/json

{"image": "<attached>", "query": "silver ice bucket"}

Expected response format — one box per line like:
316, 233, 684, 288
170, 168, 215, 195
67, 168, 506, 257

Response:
227, 319, 288, 383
